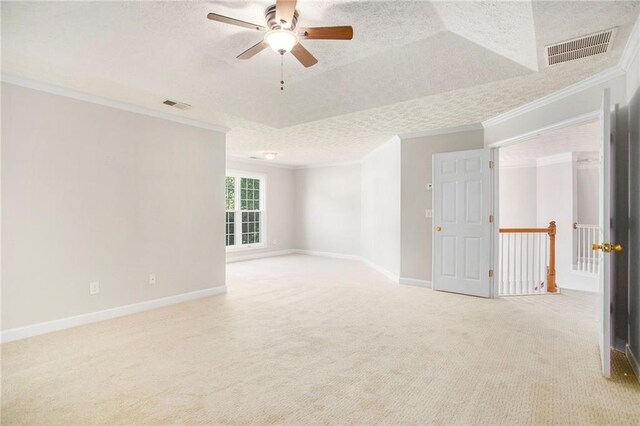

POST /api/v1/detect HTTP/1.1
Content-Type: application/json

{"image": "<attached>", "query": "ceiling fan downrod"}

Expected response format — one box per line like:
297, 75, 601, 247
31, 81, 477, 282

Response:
280, 53, 285, 91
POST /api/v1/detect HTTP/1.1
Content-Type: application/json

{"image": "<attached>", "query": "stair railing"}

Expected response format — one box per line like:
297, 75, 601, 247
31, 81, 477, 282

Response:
498, 221, 556, 296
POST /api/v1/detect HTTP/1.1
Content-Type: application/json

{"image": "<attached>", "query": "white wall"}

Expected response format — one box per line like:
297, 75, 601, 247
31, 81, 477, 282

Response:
226, 160, 295, 259
294, 164, 361, 256
361, 139, 401, 276
536, 160, 574, 289
499, 161, 598, 227
291, 138, 401, 279
576, 165, 599, 225
2, 83, 227, 330
536, 158, 597, 292
400, 129, 485, 282
499, 166, 537, 228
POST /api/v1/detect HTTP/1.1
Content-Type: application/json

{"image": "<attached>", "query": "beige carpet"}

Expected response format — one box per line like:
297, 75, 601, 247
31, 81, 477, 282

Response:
2, 254, 639, 425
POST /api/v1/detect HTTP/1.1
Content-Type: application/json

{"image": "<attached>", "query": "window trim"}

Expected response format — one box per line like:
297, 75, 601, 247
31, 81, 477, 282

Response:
225, 170, 267, 252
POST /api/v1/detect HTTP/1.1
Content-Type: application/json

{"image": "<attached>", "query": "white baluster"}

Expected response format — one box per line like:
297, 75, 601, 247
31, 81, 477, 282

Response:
519, 233, 523, 294
578, 227, 583, 272
592, 227, 596, 273
544, 233, 548, 293
499, 234, 503, 295
537, 233, 541, 293
502, 234, 506, 295
507, 233, 512, 295
526, 233, 532, 294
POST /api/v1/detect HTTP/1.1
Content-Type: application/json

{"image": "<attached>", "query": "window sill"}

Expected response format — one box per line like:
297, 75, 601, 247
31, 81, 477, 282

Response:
226, 243, 267, 253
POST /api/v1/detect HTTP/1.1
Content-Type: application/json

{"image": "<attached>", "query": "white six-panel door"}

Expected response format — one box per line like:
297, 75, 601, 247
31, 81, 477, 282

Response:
433, 149, 493, 298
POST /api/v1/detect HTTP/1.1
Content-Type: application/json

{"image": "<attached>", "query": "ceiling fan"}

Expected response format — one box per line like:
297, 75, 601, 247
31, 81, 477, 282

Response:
207, 0, 354, 68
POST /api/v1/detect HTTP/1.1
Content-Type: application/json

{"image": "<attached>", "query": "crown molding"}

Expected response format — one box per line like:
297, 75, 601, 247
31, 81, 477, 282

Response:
487, 110, 599, 148
361, 135, 401, 163
501, 153, 600, 170
620, 15, 640, 71
576, 162, 600, 170
536, 152, 573, 167
499, 160, 537, 169
226, 156, 297, 170
1, 74, 231, 134
226, 155, 363, 171
296, 135, 400, 169
482, 66, 625, 129
399, 123, 483, 140
294, 159, 363, 170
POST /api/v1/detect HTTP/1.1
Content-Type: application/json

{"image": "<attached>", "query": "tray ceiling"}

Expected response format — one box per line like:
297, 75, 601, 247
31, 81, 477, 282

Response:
2, 1, 639, 166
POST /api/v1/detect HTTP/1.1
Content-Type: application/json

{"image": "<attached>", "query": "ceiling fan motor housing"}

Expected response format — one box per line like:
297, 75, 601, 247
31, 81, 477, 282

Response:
265, 4, 299, 30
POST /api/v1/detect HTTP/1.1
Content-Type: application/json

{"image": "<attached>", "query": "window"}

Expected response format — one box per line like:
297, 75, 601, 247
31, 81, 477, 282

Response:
225, 171, 266, 250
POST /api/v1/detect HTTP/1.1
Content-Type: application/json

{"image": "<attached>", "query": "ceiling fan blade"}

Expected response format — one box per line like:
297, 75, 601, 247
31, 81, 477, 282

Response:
275, 0, 297, 28
298, 26, 354, 40
291, 43, 318, 68
207, 13, 266, 31
237, 41, 269, 59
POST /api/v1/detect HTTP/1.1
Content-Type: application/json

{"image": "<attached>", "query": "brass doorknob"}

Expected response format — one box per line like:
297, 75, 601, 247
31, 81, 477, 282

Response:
592, 243, 623, 253
436, 226, 442, 232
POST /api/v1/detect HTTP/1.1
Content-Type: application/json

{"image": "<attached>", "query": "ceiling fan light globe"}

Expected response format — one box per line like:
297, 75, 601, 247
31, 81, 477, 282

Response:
264, 152, 278, 160
264, 30, 298, 54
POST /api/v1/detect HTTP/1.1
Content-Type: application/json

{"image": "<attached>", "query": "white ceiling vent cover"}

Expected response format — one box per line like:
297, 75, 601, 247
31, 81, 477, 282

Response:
546, 28, 616, 66
163, 99, 192, 110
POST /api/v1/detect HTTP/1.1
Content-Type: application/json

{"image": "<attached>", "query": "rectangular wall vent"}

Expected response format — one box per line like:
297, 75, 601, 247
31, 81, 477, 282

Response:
546, 28, 616, 66
163, 99, 192, 110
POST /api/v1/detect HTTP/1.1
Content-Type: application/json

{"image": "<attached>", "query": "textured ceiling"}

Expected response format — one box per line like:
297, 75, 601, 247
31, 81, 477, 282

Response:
500, 120, 600, 167
2, 1, 639, 166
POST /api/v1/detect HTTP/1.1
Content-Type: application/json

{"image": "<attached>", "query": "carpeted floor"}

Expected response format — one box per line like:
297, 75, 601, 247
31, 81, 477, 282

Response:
2, 254, 639, 425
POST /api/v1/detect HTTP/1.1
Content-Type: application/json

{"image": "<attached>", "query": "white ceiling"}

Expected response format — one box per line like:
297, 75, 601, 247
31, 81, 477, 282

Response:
2, 1, 639, 166
499, 120, 600, 167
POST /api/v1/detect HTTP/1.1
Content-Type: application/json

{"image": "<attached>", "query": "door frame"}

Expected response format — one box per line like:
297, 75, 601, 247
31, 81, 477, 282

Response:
490, 147, 500, 298
431, 148, 497, 298
487, 110, 602, 297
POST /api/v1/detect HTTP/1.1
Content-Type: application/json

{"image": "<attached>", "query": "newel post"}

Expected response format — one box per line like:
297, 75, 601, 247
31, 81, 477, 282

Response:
547, 221, 557, 293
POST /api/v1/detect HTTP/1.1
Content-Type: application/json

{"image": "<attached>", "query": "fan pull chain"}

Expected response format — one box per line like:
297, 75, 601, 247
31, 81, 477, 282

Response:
280, 54, 284, 91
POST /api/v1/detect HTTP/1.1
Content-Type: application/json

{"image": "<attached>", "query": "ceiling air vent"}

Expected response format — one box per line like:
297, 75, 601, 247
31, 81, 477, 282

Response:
162, 99, 192, 110
546, 28, 616, 66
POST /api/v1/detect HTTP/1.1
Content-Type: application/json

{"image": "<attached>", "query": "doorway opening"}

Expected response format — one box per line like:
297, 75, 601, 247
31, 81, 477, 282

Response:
496, 119, 601, 296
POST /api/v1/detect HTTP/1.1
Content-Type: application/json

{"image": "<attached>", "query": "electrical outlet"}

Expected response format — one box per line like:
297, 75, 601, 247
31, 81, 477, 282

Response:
149, 274, 156, 284
425, 209, 433, 218
89, 281, 100, 295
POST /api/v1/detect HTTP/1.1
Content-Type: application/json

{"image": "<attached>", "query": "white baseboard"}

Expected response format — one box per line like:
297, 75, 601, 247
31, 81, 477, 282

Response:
360, 257, 400, 283
294, 249, 399, 283
1, 285, 227, 343
294, 249, 362, 262
399, 277, 433, 288
226, 249, 295, 263
626, 344, 640, 384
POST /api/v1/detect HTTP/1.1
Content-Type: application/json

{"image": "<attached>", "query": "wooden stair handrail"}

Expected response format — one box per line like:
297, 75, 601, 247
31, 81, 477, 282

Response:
498, 221, 557, 293
500, 228, 549, 233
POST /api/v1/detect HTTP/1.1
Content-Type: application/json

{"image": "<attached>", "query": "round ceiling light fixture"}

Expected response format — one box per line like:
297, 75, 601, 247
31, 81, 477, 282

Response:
264, 152, 278, 160
264, 29, 298, 54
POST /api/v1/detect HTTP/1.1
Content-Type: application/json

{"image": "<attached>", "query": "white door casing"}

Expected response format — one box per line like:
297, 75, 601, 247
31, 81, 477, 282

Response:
598, 88, 613, 378
433, 149, 493, 298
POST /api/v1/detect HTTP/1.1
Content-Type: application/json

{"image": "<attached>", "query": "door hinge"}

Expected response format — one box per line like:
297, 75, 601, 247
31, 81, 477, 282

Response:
489, 160, 494, 169
489, 215, 494, 223
489, 269, 494, 278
